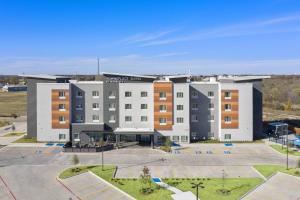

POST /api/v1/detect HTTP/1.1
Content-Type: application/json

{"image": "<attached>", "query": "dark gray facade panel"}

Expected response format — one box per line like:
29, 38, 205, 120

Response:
252, 81, 263, 139
103, 81, 119, 131
190, 84, 219, 140
26, 78, 56, 138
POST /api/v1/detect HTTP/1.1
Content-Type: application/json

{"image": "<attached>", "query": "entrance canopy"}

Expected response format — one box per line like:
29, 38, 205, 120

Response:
114, 128, 154, 135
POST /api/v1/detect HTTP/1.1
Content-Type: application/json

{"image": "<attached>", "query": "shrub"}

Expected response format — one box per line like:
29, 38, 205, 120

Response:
72, 154, 79, 165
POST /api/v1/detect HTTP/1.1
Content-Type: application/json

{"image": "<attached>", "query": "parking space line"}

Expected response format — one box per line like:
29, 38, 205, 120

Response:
0, 175, 16, 200
56, 177, 82, 200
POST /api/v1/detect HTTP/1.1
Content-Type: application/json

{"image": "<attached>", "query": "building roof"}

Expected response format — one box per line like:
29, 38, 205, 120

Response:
102, 72, 156, 79
114, 128, 154, 135
19, 74, 68, 80
218, 75, 271, 82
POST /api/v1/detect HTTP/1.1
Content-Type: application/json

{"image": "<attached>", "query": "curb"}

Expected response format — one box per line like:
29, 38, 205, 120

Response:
251, 166, 267, 181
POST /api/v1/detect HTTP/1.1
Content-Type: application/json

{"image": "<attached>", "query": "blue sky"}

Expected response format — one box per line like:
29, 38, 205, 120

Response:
1, 0, 300, 75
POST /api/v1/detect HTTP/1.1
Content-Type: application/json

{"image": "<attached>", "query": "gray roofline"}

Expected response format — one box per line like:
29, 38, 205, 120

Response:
19, 74, 69, 80
102, 72, 156, 79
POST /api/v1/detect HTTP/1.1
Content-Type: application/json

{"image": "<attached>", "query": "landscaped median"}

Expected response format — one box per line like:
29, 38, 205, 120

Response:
58, 165, 264, 200
254, 165, 300, 178
270, 144, 300, 156
3, 132, 25, 137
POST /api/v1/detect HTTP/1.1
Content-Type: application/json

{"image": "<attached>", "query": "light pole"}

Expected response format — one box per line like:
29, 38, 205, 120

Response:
191, 182, 204, 200
286, 128, 289, 170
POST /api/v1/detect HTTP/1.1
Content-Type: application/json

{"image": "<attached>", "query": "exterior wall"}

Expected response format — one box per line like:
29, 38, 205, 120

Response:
153, 81, 173, 130
221, 90, 239, 129
157, 83, 190, 143
36, 83, 70, 142
252, 81, 263, 139
103, 81, 119, 131
118, 83, 154, 129
190, 83, 220, 140
220, 83, 253, 141
52, 89, 70, 129
71, 82, 103, 124
27, 78, 56, 138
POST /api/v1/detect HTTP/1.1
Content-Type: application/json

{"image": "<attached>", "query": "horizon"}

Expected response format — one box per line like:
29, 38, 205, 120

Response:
1, 0, 300, 74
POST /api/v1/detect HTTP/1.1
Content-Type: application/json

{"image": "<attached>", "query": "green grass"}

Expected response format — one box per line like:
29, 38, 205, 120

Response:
59, 165, 173, 200
195, 139, 264, 144
270, 144, 300, 156
3, 132, 25, 137
0, 120, 11, 128
13, 136, 38, 143
163, 178, 262, 200
254, 165, 300, 178
0, 92, 27, 117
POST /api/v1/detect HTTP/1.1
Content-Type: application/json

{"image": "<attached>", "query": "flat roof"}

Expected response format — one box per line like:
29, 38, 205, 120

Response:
218, 75, 271, 82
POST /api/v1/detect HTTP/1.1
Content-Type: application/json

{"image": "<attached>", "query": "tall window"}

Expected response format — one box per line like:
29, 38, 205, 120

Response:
59, 116, 65, 123
225, 104, 232, 111
92, 91, 99, 97
58, 104, 65, 110
177, 105, 184, 110
192, 115, 198, 122
141, 116, 148, 122
159, 92, 166, 99
192, 103, 198, 110
208, 91, 214, 98
224, 116, 232, 124
125, 91, 132, 97
224, 91, 231, 99
77, 91, 83, 97
92, 103, 99, 110
58, 91, 65, 98
109, 103, 116, 111
176, 117, 184, 123
177, 92, 183, 98
141, 91, 148, 97
125, 104, 132, 109
92, 115, 99, 122
125, 116, 132, 122
191, 91, 198, 98
141, 104, 148, 109
159, 118, 167, 125
159, 105, 167, 112
109, 115, 116, 123
109, 91, 116, 98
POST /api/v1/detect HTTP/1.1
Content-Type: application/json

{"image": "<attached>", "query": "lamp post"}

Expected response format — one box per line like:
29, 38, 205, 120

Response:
286, 127, 289, 170
191, 182, 204, 200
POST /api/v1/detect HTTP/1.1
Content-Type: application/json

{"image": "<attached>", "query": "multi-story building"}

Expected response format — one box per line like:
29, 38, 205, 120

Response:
24, 73, 269, 147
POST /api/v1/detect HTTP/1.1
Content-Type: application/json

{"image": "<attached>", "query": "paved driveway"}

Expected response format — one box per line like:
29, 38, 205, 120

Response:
62, 172, 134, 200
243, 172, 300, 200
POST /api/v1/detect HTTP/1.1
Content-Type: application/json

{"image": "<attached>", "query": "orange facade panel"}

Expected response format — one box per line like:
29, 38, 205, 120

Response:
221, 90, 239, 129
52, 89, 70, 129
153, 82, 173, 130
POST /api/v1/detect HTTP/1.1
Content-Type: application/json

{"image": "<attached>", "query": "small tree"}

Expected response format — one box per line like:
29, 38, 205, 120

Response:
72, 154, 79, 165
140, 166, 152, 193
165, 137, 172, 147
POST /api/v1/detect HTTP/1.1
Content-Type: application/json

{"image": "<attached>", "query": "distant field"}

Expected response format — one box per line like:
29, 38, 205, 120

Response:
0, 91, 27, 117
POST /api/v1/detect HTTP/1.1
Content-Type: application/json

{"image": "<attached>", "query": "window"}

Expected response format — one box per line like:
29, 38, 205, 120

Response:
109, 115, 116, 123
59, 116, 65, 123
141, 116, 148, 122
192, 115, 198, 122
92, 91, 99, 97
73, 133, 79, 140
159, 92, 166, 99
176, 117, 184, 123
159, 118, 167, 125
177, 92, 183, 98
191, 132, 197, 138
125, 104, 132, 109
59, 133, 66, 140
92, 115, 99, 122
208, 91, 214, 98
109, 103, 116, 111
225, 134, 231, 140
125, 116, 132, 122
224, 91, 231, 99
92, 103, 99, 110
141, 104, 148, 109
224, 104, 232, 111
172, 136, 179, 142
208, 103, 214, 110
224, 116, 232, 124
181, 136, 188, 142
125, 91, 132, 97
76, 104, 83, 110
109, 91, 116, 99
208, 115, 215, 122
159, 105, 167, 112
141, 91, 148, 97
177, 105, 184, 111
192, 103, 198, 110
76, 115, 83, 122
77, 91, 83, 97
58, 91, 65, 98
192, 91, 198, 98
58, 104, 65, 111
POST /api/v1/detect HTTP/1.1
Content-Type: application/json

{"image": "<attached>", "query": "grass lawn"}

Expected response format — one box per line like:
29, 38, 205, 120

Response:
196, 139, 264, 144
270, 144, 300, 156
3, 132, 25, 137
59, 165, 173, 200
163, 178, 262, 200
254, 165, 300, 178
0, 92, 27, 117
13, 136, 38, 143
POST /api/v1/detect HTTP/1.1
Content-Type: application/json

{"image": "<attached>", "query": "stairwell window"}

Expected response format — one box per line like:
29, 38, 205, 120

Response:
159, 92, 167, 100
224, 116, 232, 124
224, 91, 231, 99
